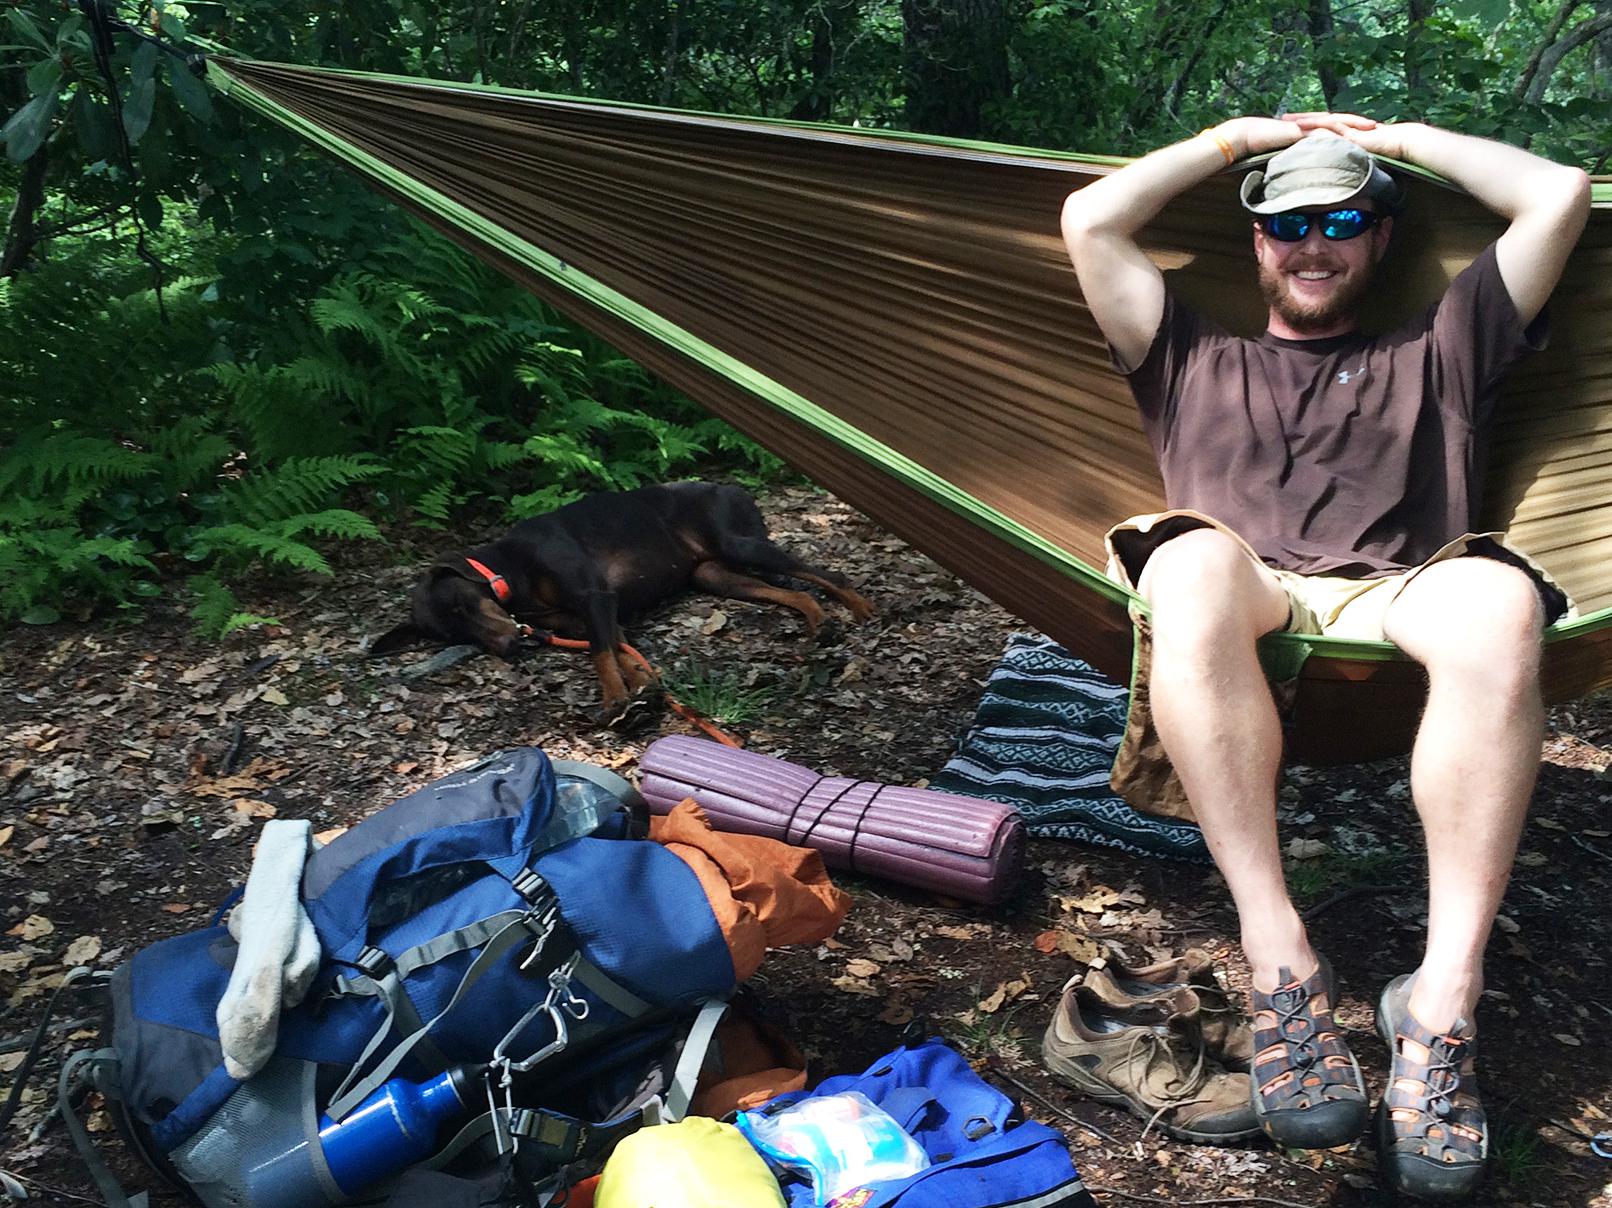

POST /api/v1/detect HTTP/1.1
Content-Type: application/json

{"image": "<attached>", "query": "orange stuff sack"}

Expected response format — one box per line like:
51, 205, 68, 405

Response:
690, 997, 809, 1118
650, 798, 850, 981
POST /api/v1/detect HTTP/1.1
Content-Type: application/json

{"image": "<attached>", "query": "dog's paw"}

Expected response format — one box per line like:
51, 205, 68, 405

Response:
617, 652, 659, 695
845, 593, 877, 623
597, 684, 663, 731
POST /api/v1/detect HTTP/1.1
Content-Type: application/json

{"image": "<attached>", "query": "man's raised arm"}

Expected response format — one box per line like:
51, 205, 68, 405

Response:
1295, 114, 1591, 325
1061, 118, 1303, 369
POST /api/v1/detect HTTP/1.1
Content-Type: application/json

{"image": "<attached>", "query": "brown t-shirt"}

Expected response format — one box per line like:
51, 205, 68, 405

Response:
1121, 243, 1547, 577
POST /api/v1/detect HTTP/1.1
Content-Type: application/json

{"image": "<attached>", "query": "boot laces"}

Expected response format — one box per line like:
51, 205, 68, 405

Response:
1122, 1024, 1207, 1103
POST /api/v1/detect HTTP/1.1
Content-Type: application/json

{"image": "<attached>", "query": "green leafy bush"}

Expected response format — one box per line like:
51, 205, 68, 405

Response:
0, 214, 786, 633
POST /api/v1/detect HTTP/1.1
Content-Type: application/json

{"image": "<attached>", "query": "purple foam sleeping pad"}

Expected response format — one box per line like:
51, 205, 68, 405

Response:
637, 735, 1026, 905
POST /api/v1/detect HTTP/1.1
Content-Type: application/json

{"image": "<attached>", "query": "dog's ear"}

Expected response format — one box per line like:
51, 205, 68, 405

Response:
369, 622, 431, 657
428, 560, 482, 584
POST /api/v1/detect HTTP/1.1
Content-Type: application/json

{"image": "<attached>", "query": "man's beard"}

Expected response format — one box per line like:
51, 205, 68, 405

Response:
1258, 257, 1375, 334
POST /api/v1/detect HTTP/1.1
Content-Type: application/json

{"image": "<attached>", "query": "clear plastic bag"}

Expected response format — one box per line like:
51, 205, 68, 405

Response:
736, 1091, 931, 1205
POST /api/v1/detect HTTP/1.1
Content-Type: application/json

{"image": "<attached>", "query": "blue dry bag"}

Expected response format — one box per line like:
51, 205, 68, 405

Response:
740, 1039, 1098, 1208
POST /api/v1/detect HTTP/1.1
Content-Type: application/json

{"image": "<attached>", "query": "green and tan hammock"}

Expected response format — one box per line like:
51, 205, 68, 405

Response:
205, 57, 1612, 763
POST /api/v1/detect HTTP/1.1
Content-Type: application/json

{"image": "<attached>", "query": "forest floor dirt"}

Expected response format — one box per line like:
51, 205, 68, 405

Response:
3, 483, 1611, 1207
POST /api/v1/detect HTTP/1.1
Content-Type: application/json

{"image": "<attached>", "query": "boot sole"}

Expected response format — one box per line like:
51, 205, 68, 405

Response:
1043, 1054, 1262, 1146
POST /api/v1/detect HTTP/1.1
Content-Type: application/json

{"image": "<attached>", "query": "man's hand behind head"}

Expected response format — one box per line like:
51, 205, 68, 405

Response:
1284, 112, 1379, 136
1215, 117, 1305, 160
1282, 114, 1412, 161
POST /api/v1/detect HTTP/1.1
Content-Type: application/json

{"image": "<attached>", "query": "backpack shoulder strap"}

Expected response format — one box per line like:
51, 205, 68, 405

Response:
60, 1049, 151, 1208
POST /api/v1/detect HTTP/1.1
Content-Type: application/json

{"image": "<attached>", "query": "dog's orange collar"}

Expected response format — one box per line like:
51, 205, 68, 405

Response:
464, 557, 512, 604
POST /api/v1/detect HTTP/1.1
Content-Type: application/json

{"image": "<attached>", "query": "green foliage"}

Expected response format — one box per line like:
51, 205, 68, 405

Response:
3, 0, 1607, 641
0, 497, 156, 623
0, 212, 778, 629
660, 658, 778, 726
1284, 848, 1409, 903
189, 572, 279, 639
1488, 1117, 1544, 1185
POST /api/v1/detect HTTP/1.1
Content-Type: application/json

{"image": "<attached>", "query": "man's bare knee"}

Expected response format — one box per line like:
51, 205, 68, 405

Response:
1387, 560, 1544, 682
1141, 530, 1286, 638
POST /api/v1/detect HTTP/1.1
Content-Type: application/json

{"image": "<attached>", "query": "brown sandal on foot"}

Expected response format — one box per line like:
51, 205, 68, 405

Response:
1375, 974, 1487, 1201
1249, 955, 1368, 1149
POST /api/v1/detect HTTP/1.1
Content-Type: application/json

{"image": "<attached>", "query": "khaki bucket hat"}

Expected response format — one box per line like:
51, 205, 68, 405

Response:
1240, 133, 1402, 214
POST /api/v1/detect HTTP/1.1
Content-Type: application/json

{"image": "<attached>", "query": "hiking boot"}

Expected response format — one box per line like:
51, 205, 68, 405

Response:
1249, 955, 1368, 1148
1042, 978, 1260, 1145
1375, 974, 1488, 1201
1084, 949, 1255, 1072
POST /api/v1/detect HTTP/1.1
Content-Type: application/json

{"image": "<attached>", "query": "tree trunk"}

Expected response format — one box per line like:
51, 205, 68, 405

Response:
659, 2, 682, 106
791, 0, 860, 122
1, 146, 50, 278
1405, 0, 1435, 95
1306, 0, 1341, 108
1598, 0, 1612, 75
902, 0, 1011, 139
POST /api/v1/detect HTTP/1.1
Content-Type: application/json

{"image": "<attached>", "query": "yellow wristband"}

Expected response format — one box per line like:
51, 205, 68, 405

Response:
1200, 128, 1237, 166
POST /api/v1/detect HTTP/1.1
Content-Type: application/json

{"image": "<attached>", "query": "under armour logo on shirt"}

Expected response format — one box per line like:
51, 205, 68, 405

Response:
1337, 362, 1368, 385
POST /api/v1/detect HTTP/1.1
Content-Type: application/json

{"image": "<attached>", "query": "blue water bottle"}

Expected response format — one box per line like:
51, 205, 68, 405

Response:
317, 1067, 471, 1195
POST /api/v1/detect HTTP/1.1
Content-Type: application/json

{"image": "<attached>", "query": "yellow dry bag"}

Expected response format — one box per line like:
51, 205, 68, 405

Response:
594, 1116, 785, 1208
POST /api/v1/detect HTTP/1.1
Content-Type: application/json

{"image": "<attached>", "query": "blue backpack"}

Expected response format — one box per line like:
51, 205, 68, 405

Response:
739, 1040, 1098, 1208
70, 748, 739, 1208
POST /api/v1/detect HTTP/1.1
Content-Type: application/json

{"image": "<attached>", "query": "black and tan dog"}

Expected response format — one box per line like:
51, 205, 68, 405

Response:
372, 482, 875, 707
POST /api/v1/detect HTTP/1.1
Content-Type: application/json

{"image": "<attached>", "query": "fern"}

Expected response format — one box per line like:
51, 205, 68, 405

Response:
144, 416, 235, 496
509, 483, 583, 519
190, 573, 279, 640
477, 441, 533, 474
0, 500, 156, 622
190, 523, 334, 576
412, 482, 457, 525
276, 509, 383, 542
206, 361, 354, 461
521, 432, 612, 483
0, 429, 155, 503
396, 425, 479, 478
1, 207, 791, 633
222, 455, 384, 526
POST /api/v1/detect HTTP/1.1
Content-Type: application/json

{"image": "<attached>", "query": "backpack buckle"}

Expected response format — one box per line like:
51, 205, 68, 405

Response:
510, 868, 550, 903
963, 1115, 997, 1141
517, 902, 561, 971
354, 946, 392, 977
511, 1109, 588, 1161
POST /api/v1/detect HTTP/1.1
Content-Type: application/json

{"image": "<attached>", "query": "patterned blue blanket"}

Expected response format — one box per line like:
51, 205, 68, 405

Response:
933, 634, 1208, 861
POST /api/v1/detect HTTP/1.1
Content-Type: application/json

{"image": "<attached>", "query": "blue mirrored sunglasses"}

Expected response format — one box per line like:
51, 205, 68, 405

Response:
1259, 208, 1382, 242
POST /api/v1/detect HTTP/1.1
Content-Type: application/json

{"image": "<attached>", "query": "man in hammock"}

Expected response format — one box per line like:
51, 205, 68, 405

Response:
1056, 115, 1589, 1198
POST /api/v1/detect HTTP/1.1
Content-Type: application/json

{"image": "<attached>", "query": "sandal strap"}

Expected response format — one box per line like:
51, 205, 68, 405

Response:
1383, 1015, 1485, 1161
1250, 961, 1362, 1112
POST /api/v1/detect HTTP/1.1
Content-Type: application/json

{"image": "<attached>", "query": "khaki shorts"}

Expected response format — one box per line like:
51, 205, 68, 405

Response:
1103, 510, 1572, 638
1098, 511, 1571, 825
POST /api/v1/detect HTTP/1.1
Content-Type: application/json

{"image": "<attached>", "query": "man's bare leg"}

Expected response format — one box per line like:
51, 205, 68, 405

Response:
1381, 558, 1545, 1032
1139, 529, 1306, 991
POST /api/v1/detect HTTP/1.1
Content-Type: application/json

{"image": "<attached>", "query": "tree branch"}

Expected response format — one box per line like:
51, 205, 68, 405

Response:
35, 204, 120, 241
503, 0, 536, 72
1525, 10, 1612, 102
1165, 0, 1236, 115
1514, 0, 1588, 98
1, 144, 50, 278
659, 1, 683, 107
1406, 0, 1436, 93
